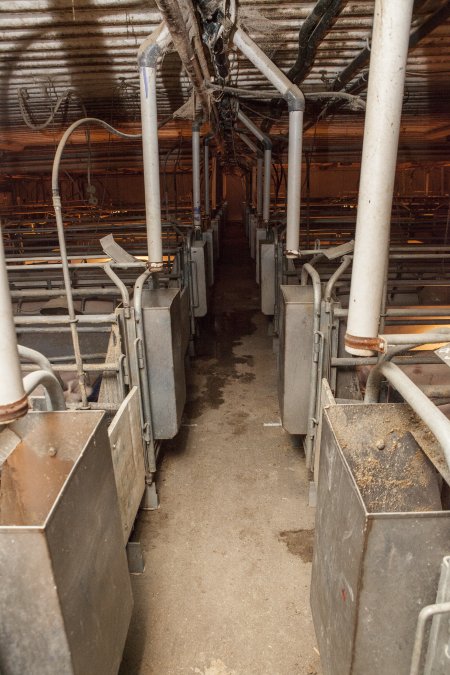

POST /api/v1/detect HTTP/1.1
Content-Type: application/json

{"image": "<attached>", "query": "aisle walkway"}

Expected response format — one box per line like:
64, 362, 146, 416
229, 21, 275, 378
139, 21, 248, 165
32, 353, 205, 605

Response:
120, 221, 320, 675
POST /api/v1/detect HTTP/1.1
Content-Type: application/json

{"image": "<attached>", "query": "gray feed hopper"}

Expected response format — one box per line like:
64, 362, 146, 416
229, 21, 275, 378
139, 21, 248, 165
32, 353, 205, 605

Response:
0, 410, 132, 675
311, 403, 450, 675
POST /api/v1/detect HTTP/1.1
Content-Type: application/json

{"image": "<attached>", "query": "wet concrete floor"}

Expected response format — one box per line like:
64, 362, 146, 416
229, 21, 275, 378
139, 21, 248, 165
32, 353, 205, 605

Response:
120, 221, 320, 675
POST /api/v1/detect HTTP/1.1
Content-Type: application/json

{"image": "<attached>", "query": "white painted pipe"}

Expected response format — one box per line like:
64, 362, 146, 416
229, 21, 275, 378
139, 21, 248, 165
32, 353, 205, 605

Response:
138, 22, 172, 267
204, 135, 212, 218
237, 110, 272, 224
232, 27, 299, 99
192, 120, 202, 229
232, 27, 304, 255
256, 156, 263, 219
286, 109, 303, 254
237, 132, 261, 219
345, 0, 414, 356
0, 227, 28, 422
263, 147, 271, 225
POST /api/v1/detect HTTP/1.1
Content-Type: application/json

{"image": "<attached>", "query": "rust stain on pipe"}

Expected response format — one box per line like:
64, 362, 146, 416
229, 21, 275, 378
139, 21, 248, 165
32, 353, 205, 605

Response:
0, 394, 29, 424
345, 333, 385, 353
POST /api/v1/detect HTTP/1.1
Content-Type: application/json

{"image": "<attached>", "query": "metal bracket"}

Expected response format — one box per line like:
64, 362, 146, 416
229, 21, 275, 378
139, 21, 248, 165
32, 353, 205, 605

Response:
140, 481, 159, 511
126, 541, 145, 574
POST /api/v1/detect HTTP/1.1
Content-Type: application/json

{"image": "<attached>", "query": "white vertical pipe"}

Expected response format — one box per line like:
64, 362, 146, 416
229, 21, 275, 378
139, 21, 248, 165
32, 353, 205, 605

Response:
286, 110, 303, 254
0, 227, 28, 422
263, 147, 271, 225
138, 22, 171, 267
140, 65, 163, 265
345, 0, 414, 356
231, 27, 304, 255
256, 156, 263, 219
204, 137, 211, 218
192, 121, 202, 229
237, 111, 272, 225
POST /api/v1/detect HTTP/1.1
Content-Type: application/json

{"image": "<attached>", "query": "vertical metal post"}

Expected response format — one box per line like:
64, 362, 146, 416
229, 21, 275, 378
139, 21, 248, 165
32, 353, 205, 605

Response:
138, 22, 171, 267
345, 0, 414, 355
231, 27, 304, 256
140, 65, 163, 265
263, 147, 271, 225
204, 136, 211, 218
285, 109, 303, 255
192, 120, 202, 230
256, 156, 263, 219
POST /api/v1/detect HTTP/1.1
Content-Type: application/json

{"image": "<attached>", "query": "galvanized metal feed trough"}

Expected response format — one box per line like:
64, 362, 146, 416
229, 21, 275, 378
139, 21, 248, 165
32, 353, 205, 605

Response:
311, 403, 450, 675
0, 410, 132, 675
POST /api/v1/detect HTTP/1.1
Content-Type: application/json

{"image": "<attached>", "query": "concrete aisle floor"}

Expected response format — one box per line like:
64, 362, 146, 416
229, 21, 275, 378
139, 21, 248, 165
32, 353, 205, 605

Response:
120, 221, 321, 675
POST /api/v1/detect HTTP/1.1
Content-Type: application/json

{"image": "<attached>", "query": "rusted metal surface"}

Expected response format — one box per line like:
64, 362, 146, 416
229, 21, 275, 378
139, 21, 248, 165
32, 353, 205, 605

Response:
344, 332, 384, 353
0, 393, 29, 424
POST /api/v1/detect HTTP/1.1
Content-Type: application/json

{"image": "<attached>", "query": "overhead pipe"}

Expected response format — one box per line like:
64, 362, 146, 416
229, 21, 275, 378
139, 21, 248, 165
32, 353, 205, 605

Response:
230, 24, 305, 256
345, 0, 414, 356
289, 0, 346, 85
332, 1, 450, 93
237, 131, 261, 212
303, 0, 450, 135
138, 22, 172, 268
192, 120, 202, 230
237, 110, 272, 225
0, 226, 28, 423
262, 0, 346, 132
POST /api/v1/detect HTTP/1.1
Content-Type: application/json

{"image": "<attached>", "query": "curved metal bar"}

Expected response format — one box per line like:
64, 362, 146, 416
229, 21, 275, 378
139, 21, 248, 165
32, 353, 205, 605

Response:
52, 117, 141, 407
133, 269, 155, 475
23, 370, 66, 411
410, 600, 450, 675
302, 263, 322, 469
103, 263, 130, 317
365, 361, 450, 471
324, 255, 352, 302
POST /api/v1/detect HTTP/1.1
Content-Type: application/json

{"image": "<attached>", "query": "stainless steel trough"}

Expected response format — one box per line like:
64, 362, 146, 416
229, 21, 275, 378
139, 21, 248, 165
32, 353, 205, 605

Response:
0, 410, 132, 675
311, 403, 450, 675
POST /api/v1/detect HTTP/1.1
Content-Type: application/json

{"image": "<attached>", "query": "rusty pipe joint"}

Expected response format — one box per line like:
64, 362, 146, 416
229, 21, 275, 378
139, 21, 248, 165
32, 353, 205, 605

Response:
344, 333, 386, 356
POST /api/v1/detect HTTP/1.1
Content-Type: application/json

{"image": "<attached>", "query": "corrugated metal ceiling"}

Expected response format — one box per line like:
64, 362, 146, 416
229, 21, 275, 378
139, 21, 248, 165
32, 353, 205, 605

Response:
0, 0, 449, 164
